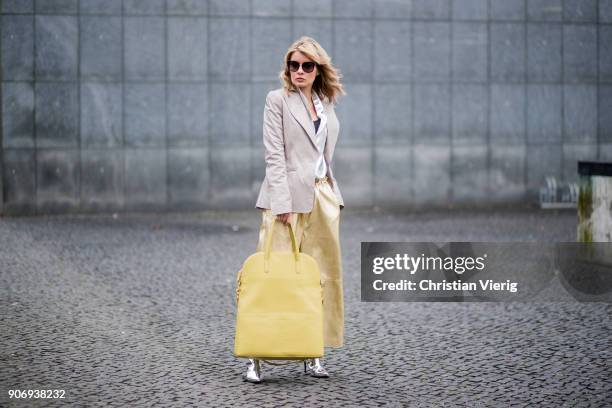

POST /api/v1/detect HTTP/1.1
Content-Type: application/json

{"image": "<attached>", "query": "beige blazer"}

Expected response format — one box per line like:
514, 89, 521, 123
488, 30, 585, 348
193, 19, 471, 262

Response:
255, 87, 344, 215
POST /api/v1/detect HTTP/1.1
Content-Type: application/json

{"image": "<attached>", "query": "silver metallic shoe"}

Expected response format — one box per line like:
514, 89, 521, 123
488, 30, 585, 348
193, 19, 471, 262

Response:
303, 358, 330, 378
243, 358, 263, 383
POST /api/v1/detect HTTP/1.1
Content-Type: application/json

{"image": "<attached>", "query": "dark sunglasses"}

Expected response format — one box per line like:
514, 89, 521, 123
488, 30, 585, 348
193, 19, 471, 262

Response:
288, 60, 317, 73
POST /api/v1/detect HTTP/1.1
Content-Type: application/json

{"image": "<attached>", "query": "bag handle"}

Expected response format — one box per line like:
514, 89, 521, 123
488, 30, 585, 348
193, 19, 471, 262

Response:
263, 218, 301, 274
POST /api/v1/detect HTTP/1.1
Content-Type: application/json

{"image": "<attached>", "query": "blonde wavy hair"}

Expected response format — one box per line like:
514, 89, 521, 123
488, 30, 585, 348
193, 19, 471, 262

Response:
279, 36, 346, 105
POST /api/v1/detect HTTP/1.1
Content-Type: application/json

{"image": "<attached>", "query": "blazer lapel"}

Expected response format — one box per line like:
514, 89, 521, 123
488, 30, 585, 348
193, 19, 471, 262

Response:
285, 90, 318, 149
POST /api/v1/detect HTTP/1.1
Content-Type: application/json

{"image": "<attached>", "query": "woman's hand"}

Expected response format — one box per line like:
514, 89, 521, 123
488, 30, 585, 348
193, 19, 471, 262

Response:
276, 212, 293, 225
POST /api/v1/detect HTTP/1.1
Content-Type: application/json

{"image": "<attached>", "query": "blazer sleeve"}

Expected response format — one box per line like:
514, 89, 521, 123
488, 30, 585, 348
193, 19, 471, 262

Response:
263, 91, 292, 215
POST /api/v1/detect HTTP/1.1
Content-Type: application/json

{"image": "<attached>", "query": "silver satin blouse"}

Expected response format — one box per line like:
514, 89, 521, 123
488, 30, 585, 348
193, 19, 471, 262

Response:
297, 87, 328, 179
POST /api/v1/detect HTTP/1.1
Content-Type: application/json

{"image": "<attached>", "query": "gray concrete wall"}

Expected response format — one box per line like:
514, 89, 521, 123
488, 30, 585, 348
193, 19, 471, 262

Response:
1, 0, 611, 215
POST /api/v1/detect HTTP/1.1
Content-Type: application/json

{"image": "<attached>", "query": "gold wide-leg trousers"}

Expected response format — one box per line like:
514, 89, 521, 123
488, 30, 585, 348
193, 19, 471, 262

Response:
255, 177, 344, 348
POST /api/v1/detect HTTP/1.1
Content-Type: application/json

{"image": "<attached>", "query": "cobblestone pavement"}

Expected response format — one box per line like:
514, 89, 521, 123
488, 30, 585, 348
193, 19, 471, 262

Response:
1, 208, 610, 407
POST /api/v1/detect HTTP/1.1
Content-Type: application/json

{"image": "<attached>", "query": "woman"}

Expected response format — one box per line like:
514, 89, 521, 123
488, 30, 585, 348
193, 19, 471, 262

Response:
244, 36, 346, 383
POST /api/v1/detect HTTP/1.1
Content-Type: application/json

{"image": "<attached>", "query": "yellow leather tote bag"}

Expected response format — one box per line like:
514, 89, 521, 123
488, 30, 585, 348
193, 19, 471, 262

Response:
233, 219, 324, 360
